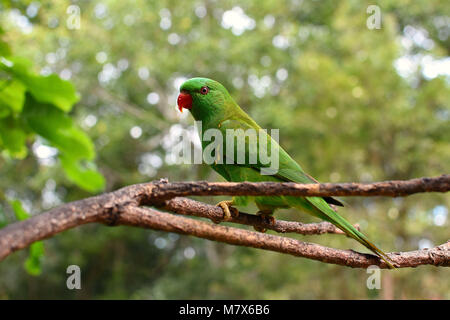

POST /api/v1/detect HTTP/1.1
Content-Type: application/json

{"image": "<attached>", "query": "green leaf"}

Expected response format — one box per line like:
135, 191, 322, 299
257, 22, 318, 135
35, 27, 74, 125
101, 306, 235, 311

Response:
20, 74, 80, 112
0, 56, 32, 76
60, 155, 105, 192
24, 97, 94, 160
23, 96, 105, 192
0, 117, 28, 159
0, 79, 26, 113
24, 242, 44, 276
1, 56, 79, 112
9, 199, 30, 221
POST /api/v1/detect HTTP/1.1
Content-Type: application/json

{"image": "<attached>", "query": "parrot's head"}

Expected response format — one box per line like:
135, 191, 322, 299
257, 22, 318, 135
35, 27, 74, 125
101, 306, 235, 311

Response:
177, 77, 232, 121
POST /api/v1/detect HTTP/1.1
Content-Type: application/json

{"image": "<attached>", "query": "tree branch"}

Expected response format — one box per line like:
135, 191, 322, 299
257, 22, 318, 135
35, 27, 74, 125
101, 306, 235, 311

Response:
163, 197, 353, 235
0, 175, 448, 268
140, 175, 450, 202
119, 206, 450, 269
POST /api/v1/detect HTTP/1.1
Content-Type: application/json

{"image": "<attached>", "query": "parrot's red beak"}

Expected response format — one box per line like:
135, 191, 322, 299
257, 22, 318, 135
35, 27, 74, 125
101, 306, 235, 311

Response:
177, 91, 192, 112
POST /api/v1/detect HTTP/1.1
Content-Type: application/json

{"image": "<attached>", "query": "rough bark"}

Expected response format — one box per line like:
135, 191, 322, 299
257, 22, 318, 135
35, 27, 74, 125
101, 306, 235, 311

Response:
140, 174, 450, 202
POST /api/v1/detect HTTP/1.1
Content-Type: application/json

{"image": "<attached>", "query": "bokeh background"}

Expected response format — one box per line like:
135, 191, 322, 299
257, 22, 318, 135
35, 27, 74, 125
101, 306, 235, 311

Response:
0, 0, 449, 299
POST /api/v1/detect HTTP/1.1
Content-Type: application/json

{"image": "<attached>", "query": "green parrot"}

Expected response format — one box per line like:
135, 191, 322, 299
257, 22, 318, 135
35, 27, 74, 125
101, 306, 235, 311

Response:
177, 77, 395, 268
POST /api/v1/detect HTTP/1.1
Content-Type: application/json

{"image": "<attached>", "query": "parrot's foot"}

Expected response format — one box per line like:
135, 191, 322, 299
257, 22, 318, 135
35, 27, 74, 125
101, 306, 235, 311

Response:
254, 211, 275, 233
216, 200, 238, 222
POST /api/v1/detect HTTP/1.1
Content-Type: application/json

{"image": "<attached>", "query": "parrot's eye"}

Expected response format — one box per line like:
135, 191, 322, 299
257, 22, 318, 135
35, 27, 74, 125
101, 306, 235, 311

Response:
200, 86, 209, 95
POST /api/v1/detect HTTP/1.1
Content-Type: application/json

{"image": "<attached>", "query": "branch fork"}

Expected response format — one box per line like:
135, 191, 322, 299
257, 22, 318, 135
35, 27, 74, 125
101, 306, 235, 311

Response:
0, 175, 449, 268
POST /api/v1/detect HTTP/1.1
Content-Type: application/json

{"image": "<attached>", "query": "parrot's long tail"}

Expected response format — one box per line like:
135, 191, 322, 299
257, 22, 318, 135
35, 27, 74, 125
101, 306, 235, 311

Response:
304, 196, 396, 269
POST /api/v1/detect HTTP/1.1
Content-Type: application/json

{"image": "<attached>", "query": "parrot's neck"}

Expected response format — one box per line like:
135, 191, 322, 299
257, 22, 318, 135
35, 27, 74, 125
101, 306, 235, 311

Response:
191, 101, 235, 129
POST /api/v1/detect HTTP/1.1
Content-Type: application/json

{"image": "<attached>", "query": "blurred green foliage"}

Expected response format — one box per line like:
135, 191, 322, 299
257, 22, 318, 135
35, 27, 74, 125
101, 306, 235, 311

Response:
0, 27, 104, 192
0, 0, 448, 299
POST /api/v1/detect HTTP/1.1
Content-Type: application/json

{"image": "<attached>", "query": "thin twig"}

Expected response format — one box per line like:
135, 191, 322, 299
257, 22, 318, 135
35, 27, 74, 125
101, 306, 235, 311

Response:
163, 197, 353, 235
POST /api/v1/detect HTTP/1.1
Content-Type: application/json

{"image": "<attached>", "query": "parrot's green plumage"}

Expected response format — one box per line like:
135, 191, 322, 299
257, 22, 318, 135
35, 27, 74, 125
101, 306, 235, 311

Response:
178, 77, 394, 268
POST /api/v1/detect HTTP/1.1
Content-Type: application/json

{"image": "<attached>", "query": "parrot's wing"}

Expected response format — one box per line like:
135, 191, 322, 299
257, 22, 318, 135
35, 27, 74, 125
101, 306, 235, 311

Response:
274, 167, 344, 207
218, 118, 343, 206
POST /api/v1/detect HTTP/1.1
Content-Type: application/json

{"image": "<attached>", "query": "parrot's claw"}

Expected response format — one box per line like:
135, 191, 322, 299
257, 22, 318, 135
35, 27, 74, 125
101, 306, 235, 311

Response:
216, 200, 238, 222
254, 211, 275, 233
